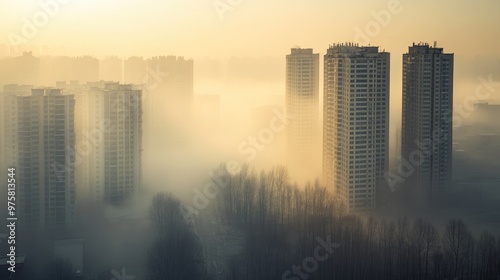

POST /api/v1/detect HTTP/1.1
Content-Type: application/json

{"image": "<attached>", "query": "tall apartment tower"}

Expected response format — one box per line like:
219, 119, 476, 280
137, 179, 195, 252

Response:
323, 43, 390, 212
401, 43, 454, 192
2, 88, 76, 229
285, 48, 320, 181
74, 83, 142, 204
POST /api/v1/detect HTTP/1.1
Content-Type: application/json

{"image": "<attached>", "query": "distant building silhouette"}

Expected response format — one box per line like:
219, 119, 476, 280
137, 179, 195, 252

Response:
99, 56, 123, 83
147, 56, 194, 130
323, 43, 390, 212
0, 53, 100, 88
401, 43, 454, 192
468, 102, 500, 133
124, 56, 193, 145
39, 56, 99, 86
0, 52, 39, 87
455, 102, 500, 182
124, 56, 147, 85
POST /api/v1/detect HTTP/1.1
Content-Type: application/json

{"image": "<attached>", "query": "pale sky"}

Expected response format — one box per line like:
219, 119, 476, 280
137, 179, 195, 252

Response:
1, 0, 499, 59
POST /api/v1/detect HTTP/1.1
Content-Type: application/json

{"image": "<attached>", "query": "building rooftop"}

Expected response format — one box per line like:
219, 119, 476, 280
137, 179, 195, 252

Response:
290, 48, 315, 55
408, 42, 451, 55
326, 43, 386, 55
31, 88, 63, 96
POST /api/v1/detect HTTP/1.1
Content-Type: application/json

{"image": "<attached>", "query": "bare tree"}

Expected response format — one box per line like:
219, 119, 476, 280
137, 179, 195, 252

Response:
442, 219, 474, 279
378, 219, 396, 280
149, 193, 186, 235
431, 249, 445, 280
476, 231, 497, 280
148, 192, 210, 280
409, 218, 439, 280
148, 233, 207, 280
497, 235, 500, 279
396, 217, 411, 279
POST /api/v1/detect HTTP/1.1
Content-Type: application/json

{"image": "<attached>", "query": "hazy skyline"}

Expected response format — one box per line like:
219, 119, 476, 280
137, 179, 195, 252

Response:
1, 0, 499, 59
2, 0, 498, 119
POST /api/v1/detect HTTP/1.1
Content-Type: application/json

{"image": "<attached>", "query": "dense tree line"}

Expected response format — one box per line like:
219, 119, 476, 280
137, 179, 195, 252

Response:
213, 165, 500, 280
147, 193, 213, 280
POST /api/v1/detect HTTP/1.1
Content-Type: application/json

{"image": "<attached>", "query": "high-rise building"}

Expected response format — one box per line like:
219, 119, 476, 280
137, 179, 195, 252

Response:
0, 86, 33, 225
285, 48, 320, 181
73, 83, 142, 204
2, 88, 76, 228
401, 43, 454, 192
0, 85, 33, 173
323, 43, 390, 212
